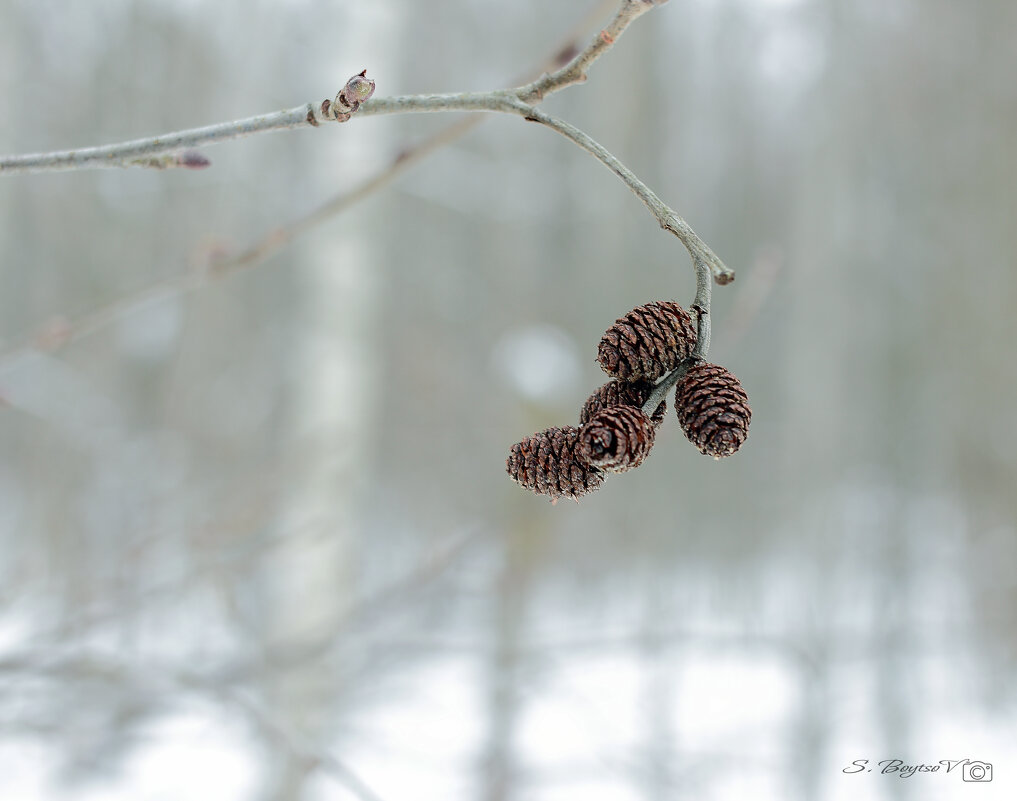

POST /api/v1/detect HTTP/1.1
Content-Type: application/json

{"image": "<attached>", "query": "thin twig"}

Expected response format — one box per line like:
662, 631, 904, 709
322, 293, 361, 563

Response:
642, 358, 695, 417
0, 73, 374, 174
0, 274, 206, 362
518, 0, 660, 101
0, 108, 317, 173
513, 105, 734, 286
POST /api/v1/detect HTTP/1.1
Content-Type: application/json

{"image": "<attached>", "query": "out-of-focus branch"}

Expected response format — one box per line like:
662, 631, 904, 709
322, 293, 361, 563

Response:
220, 116, 483, 273
712, 246, 784, 352
217, 688, 390, 801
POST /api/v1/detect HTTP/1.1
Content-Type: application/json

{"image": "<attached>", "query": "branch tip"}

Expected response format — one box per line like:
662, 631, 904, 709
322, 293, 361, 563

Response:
322, 71, 377, 123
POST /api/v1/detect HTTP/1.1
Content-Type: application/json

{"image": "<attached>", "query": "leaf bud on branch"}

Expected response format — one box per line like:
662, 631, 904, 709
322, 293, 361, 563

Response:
321, 70, 377, 123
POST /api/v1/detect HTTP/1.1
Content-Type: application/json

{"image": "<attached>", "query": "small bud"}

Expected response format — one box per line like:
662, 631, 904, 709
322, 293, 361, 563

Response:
332, 70, 375, 121
343, 70, 376, 105
176, 150, 211, 169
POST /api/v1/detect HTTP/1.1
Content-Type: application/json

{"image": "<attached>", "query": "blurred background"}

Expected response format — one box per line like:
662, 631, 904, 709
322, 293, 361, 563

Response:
2, 0, 1016, 799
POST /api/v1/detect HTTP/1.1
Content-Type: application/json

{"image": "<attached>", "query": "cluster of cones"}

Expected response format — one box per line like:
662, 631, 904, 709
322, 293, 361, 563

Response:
506, 301, 751, 502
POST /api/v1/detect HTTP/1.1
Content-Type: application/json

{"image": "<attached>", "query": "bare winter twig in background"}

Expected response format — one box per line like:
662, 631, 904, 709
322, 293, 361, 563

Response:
712, 246, 784, 353
221, 116, 484, 272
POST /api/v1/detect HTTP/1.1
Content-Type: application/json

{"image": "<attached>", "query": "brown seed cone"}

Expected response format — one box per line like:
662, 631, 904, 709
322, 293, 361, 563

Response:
578, 405, 656, 473
580, 379, 666, 428
597, 301, 697, 381
506, 426, 606, 501
674, 362, 751, 457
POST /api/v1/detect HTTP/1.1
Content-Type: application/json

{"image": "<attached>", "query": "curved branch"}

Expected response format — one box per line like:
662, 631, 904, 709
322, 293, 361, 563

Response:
512, 105, 734, 286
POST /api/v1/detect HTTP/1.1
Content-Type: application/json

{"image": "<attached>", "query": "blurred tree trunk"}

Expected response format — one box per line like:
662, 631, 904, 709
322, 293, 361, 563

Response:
259, 12, 392, 799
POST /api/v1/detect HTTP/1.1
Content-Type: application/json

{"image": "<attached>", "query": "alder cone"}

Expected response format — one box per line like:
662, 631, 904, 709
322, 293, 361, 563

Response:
580, 379, 666, 428
506, 426, 605, 501
674, 362, 751, 457
578, 405, 656, 473
597, 301, 697, 381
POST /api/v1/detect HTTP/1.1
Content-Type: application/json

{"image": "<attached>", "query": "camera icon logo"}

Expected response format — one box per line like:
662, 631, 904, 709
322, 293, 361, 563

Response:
962, 761, 992, 782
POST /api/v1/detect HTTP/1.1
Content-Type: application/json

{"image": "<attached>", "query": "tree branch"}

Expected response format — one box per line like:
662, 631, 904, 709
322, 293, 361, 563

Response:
0, 73, 375, 174
0, 106, 319, 174
514, 106, 735, 286
0, 1, 657, 175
